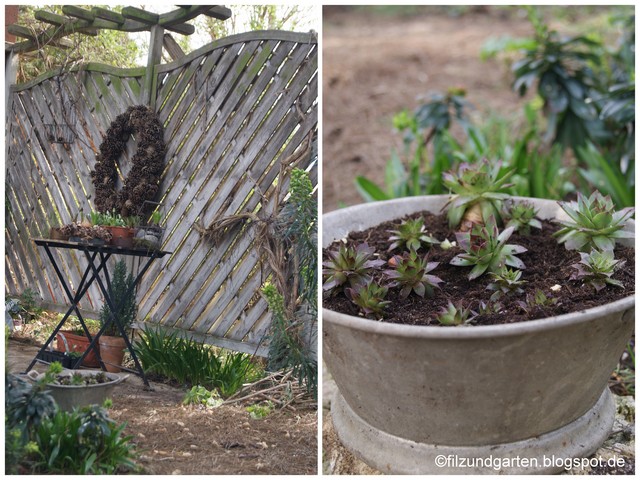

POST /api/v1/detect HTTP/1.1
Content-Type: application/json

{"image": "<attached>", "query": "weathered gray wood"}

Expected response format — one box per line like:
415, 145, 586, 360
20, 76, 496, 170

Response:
61, 5, 95, 22
91, 7, 125, 24
34, 10, 69, 26
143, 41, 296, 315
145, 24, 165, 108
163, 34, 185, 61
7, 24, 36, 40
6, 31, 317, 357
203, 6, 233, 21
121, 6, 159, 24
144, 41, 314, 322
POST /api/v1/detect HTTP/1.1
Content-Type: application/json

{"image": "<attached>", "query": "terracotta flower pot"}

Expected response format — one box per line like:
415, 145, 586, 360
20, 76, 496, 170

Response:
108, 226, 135, 248
323, 195, 635, 474
98, 335, 127, 373
56, 330, 100, 368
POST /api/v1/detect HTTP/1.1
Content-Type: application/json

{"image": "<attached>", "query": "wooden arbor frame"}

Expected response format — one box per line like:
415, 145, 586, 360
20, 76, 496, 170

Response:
6, 5, 232, 105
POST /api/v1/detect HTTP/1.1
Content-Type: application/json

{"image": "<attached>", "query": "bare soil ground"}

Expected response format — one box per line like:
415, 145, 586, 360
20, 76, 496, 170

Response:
7, 339, 317, 475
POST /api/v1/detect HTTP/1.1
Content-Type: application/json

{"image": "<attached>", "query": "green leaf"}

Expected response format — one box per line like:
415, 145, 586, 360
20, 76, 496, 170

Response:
354, 176, 391, 202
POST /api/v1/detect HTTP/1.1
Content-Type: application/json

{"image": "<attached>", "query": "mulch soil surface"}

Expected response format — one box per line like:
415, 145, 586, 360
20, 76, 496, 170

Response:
323, 210, 635, 326
7, 340, 317, 475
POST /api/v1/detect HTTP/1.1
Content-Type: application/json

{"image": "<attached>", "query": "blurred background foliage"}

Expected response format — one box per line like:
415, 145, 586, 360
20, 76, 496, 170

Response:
355, 5, 634, 208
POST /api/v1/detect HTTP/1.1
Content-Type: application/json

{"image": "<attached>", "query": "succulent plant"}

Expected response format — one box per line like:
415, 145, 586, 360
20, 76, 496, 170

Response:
322, 243, 385, 294
450, 216, 527, 280
502, 200, 542, 235
477, 300, 504, 315
570, 249, 625, 292
554, 191, 634, 252
516, 289, 558, 314
347, 281, 391, 319
486, 266, 527, 301
387, 218, 439, 252
385, 250, 443, 298
442, 159, 514, 229
435, 301, 477, 326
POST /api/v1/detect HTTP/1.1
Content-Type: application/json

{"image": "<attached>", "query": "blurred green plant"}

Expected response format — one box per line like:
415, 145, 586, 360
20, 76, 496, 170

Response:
246, 401, 275, 419
355, 89, 472, 201
183, 385, 223, 408
134, 326, 262, 397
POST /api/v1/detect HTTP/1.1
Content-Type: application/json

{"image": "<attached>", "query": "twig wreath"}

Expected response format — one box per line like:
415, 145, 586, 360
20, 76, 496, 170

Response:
91, 105, 166, 218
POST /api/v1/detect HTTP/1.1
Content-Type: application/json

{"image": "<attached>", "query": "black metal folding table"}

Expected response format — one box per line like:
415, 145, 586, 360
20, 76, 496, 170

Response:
27, 238, 171, 388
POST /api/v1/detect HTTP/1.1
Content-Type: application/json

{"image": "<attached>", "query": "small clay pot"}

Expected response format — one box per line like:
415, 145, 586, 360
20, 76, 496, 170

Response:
108, 226, 135, 248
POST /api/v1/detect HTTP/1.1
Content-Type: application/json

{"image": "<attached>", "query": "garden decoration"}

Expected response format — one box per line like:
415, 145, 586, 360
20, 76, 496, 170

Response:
91, 105, 166, 218
134, 208, 165, 250
323, 176, 634, 473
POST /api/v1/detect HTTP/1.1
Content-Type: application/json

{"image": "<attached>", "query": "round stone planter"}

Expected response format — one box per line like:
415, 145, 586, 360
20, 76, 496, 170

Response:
27, 369, 128, 412
323, 195, 634, 475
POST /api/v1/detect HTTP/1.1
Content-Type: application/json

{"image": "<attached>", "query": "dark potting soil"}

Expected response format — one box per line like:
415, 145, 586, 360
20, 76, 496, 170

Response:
322, 210, 635, 327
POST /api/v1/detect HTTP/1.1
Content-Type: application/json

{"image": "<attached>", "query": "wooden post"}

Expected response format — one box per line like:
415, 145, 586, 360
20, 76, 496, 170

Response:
144, 23, 163, 108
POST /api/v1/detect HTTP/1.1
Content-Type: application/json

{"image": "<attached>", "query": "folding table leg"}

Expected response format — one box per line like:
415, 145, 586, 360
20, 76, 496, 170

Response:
25, 247, 107, 372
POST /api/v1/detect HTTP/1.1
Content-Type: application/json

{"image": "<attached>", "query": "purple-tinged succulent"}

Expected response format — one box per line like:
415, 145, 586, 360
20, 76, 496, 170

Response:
570, 249, 625, 292
347, 281, 391, 319
385, 250, 443, 299
434, 301, 477, 326
486, 266, 526, 301
322, 243, 385, 294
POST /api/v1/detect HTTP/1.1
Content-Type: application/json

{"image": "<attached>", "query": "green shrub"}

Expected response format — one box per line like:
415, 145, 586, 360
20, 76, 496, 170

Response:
32, 405, 136, 474
98, 260, 137, 336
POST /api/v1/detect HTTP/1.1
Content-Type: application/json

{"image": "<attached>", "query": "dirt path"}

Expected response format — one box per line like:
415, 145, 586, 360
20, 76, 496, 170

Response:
7, 339, 317, 475
322, 7, 535, 211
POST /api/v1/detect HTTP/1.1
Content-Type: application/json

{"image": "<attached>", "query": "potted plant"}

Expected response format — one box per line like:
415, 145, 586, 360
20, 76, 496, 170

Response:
26, 361, 128, 411
55, 327, 101, 368
322, 163, 634, 474
97, 260, 137, 373
89, 210, 136, 248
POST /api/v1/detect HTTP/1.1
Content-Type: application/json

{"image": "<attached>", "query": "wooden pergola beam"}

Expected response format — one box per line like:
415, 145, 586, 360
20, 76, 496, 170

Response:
163, 33, 185, 61
121, 6, 159, 25
204, 6, 233, 20
91, 7, 125, 25
7, 24, 36, 41
61, 5, 95, 22
34, 10, 69, 27
163, 23, 195, 36
160, 6, 212, 26
8, 5, 232, 54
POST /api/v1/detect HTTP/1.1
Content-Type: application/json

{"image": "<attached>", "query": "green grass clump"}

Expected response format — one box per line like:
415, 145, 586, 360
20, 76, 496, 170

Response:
134, 326, 263, 397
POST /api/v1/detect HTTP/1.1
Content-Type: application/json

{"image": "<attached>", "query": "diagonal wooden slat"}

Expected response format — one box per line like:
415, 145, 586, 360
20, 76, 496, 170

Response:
6, 31, 317, 357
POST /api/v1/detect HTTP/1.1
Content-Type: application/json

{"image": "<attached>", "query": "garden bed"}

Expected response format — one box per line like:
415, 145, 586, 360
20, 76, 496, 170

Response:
7, 339, 317, 475
323, 210, 635, 326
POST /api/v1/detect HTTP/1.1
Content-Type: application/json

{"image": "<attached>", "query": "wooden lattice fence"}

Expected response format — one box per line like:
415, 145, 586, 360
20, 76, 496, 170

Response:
5, 30, 318, 357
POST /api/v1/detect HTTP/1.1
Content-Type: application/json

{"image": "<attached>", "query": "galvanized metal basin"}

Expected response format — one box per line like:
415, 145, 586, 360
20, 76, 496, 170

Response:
323, 196, 634, 474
